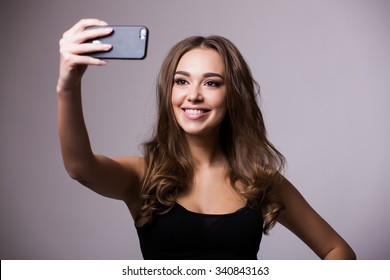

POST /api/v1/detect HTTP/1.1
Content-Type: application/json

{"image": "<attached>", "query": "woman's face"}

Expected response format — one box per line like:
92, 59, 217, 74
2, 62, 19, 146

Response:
171, 48, 227, 137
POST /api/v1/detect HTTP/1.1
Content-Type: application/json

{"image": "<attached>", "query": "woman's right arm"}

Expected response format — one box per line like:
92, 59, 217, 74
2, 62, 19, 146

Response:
57, 19, 143, 204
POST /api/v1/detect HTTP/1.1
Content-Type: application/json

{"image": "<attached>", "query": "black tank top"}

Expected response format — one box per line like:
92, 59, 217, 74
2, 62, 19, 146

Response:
136, 203, 263, 259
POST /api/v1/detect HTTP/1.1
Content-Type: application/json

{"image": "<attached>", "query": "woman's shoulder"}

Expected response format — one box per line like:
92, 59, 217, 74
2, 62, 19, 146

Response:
114, 155, 146, 176
112, 155, 146, 199
114, 156, 146, 216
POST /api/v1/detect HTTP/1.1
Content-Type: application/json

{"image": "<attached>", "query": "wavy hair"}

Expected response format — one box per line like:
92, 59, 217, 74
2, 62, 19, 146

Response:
136, 36, 285, 234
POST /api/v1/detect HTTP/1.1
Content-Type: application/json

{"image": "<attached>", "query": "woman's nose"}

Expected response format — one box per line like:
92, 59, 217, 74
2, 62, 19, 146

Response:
187, 86, 203, 102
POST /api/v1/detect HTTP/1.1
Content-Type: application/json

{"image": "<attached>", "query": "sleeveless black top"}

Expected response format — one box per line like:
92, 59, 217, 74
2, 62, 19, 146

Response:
136, 203, 263, 259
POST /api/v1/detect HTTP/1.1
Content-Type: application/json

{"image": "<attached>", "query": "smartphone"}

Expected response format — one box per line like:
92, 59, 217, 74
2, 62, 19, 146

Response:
86, 25, 148, 59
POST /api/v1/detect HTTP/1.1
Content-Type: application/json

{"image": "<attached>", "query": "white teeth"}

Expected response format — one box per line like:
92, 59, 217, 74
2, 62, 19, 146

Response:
185, 109, 205, 115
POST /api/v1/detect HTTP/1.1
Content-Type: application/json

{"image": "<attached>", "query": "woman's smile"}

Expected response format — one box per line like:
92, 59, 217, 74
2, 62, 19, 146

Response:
181, 107, 211, 119
171, 48, 227, 136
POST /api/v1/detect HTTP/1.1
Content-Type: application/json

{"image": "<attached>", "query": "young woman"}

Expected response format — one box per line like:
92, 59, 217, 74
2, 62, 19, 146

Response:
57, 19, 356, 260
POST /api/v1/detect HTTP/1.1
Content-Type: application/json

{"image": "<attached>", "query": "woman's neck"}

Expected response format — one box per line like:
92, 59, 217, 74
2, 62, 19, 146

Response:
185, 132, 226, 169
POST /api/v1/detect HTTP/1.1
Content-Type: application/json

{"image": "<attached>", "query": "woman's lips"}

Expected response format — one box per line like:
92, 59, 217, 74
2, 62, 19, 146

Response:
181, 108, 210, 120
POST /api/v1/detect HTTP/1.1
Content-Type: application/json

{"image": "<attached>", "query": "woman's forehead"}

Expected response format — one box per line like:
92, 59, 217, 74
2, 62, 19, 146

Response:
176, 48, 225, 76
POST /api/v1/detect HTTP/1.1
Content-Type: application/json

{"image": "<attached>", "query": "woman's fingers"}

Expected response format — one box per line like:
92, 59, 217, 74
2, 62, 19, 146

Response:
63, 26, 113, 45
59, 41, 108, 67
59, 18, 113, 65
60, 38, 112, 56
61, 52, 107, 67
62, 18, 108, 38
57, 19, 111, 91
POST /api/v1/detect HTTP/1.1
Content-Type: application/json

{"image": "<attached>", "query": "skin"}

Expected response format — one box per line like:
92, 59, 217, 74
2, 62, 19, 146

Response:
57, 18, 356, 260
172, 48, 245, 214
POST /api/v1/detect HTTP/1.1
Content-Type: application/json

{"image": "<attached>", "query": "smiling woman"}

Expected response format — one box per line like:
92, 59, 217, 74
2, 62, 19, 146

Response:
57, 19, 356, 260
171, 48, 227, 136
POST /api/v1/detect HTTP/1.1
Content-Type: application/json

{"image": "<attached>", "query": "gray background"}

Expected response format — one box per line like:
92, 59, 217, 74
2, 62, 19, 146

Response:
1, 0, 389, 259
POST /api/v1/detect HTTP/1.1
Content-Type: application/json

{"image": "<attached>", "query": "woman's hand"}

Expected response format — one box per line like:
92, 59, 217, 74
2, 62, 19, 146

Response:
57, 18, 113, 92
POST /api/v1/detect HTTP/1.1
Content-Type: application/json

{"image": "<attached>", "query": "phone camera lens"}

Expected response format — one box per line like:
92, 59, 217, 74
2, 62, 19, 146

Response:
140, 28, 147, 40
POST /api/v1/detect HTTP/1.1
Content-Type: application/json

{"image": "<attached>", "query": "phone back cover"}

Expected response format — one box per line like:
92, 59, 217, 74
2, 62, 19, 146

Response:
88, 26, 148, 59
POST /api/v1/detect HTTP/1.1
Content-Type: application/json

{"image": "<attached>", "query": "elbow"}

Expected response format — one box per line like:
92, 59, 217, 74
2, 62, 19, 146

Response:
61, 153, 97, 182
340, 250, 357, 260
63, 161, 91, 182
347, 249, 357, 260
64, 165, 84, 181
324, 245, 357, 260
341, 242, 357, 260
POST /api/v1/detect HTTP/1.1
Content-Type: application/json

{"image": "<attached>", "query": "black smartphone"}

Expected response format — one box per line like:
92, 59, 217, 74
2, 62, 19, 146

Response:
86, 25, 148, 59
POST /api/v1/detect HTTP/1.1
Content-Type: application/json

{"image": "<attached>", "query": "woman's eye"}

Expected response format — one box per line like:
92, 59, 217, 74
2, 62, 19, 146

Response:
205, 80, 223, 87
174, 79, 188, 85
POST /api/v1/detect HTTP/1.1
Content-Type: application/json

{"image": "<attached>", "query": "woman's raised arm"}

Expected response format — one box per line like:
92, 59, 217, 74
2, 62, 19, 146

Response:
57, 19, 143, 207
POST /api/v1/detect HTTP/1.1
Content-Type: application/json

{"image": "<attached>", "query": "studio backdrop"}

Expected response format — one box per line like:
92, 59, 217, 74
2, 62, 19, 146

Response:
1, 0, 389, 259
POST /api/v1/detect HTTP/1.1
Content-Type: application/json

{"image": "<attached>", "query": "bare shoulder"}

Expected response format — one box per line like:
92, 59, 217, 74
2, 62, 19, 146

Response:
112, 155, 145, 215
276, 175, 355, 259
113, 155, 145, 177
276, 176, 330, 232
81, 155, 146, 204
112, 155, 146, 200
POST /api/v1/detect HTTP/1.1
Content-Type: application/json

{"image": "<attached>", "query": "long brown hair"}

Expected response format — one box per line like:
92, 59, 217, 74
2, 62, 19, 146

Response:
136, 36, 285, 234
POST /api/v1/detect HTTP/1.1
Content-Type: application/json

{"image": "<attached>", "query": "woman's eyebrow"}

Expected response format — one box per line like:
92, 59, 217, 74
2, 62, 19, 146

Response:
175, 70, 191, 77
203, 72, 224, 79
175, 71, 224, 79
